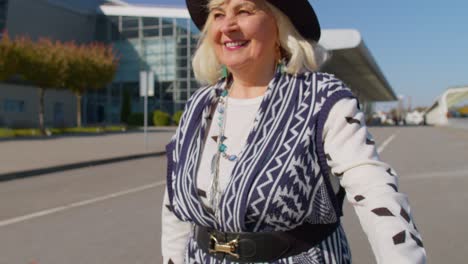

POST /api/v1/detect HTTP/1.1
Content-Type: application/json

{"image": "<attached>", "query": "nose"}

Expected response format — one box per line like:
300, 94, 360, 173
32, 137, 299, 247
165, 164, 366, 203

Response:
220, 15, 238, 34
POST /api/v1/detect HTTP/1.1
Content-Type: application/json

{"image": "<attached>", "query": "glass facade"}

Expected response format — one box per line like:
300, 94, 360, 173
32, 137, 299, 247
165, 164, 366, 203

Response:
0, 0, 8, 36
85, 13, 200, 124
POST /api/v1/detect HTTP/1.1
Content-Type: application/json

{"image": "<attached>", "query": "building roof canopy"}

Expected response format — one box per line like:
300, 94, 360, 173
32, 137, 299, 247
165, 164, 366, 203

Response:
445, 87, 468, 109
425, 86, 468, 125
320, 29, 396, 101
98, 4, 189, 18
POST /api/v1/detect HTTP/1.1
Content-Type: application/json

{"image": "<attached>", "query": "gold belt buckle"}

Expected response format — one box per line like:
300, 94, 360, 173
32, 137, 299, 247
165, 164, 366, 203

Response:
209, 234, 240, 259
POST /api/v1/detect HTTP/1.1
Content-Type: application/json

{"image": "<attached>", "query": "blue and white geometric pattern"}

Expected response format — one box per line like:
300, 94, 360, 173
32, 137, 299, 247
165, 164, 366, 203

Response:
167, 71, 355, 263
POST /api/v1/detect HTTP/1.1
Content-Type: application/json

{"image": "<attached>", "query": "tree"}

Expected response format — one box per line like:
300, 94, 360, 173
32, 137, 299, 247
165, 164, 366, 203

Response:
2, 34, 118, 130
63, 42, 118, 127
0, 32, 18, 81
16, 37, 68, 134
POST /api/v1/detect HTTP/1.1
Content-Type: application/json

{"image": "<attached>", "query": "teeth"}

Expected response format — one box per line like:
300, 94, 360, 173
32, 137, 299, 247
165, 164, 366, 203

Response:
225, 41, 247, 48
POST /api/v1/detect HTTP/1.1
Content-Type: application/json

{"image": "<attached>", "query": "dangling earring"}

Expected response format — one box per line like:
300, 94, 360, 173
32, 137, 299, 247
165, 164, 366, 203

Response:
275, 42, 285, 74
277, 58, 285, 74
221, 65, 229, 79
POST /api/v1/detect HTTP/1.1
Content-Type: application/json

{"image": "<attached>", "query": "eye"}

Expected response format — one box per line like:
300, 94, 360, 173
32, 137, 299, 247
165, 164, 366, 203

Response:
238, 9, 252, 16
212, 12, 225, 20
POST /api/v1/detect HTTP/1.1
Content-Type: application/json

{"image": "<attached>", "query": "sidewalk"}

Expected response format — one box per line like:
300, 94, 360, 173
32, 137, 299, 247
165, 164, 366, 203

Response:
0, 128, 176, 180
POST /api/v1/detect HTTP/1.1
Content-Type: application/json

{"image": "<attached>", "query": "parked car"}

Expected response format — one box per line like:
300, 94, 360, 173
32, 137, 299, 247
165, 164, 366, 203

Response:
405, 111, 424, 125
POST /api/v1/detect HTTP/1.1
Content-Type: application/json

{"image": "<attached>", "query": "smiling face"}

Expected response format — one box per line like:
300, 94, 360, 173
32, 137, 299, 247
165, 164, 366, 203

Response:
208, 0, 278, 74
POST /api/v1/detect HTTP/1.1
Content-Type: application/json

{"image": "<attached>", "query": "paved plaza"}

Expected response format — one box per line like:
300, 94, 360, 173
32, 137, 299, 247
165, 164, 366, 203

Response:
0, 126, 467, 263
0, 128, 175, 177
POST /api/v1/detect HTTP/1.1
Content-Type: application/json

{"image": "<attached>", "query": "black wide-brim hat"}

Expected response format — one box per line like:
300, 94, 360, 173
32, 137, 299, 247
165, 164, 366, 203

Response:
186, 0, 321, 42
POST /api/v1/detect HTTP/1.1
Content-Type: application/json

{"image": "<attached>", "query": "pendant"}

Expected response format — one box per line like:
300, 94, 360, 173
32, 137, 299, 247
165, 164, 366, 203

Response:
210, 153, 218, 174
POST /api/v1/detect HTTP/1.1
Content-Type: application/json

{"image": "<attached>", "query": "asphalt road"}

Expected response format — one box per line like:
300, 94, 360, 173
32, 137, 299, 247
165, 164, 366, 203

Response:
0, 126, 467, 264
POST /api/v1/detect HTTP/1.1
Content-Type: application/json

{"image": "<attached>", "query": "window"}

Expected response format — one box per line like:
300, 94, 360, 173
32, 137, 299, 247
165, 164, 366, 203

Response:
177, 47, 188, 57
0, 0, 8, 33
53, 102, 64, 126
162, 18, 173, 26
162, 27, 173, 36
3, 99, 25, 113
109, 16, 120, 41
177, 36, 188, 46
176, 18, 188, 28
143, 17, 159, 27
177, 68, 188, 78
191, 81, 199, 89
188, 20, 201, 34
177, 58, 189, 68
143, 28, 159, 37
121, 29, 139, 39
122, 16, 139, 30
95, 15, 109, 42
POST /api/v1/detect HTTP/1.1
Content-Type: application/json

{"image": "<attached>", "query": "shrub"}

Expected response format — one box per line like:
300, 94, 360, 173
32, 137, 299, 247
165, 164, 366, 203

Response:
153, 110, 170, 126
0, 128, 15, 138
14, 129, 42, 136
172, 110, 184, 126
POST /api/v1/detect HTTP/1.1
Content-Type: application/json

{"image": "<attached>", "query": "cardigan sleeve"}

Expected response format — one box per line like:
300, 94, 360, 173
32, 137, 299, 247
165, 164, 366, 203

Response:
161, 189, 192, 264
322, 98, 427, 264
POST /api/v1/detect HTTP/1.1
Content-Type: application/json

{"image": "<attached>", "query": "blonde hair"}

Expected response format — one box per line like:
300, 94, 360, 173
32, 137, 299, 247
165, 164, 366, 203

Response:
192, 0, 326, 85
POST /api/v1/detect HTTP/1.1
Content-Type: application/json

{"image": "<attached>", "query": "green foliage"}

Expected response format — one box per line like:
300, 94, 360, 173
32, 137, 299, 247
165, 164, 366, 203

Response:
120, 90, 131, 123
0, 128, 15, 138
172, 110, 184, 125
54, 126, 126, 134
0, 33, 19, 81
6, 37, 68, 134
153, 110, 170, 126
1, 34, 119, 129
103, 126, 127, 132
14, 128, 43, 136
62, 41, 119, 127
63, 42, 118, 94
16, 37, 68, 89
0, 128, 45, 137
0, 126, 128, 138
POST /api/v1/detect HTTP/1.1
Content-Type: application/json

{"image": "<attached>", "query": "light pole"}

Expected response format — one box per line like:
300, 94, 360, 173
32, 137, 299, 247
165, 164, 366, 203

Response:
397, 94, 405, 125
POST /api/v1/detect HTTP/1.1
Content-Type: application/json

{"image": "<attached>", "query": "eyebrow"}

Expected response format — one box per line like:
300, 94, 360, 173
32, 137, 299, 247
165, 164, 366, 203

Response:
209, 2, 256, 12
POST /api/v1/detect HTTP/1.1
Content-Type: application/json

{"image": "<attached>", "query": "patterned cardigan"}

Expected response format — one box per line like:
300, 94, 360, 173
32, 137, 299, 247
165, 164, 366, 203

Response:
166, 71, 355, 234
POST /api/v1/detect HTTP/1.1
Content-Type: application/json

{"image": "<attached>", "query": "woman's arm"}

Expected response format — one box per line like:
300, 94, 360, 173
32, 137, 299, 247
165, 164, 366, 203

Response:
323, 98, 426, 264
161, 189, 192, 264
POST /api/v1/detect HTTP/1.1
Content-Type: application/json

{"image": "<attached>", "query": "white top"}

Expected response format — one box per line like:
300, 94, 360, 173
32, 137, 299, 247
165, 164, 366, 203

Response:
161, 98, 426, 264
196, 95, 264, 206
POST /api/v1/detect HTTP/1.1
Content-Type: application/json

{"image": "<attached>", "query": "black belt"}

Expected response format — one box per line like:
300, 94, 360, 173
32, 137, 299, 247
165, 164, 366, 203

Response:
194, 222, 339, 263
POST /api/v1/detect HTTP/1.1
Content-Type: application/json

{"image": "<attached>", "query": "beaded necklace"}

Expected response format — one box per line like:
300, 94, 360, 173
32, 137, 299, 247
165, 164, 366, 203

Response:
216, 86, 240, 162
209, 77, 242, 216
208, 64, 283, 216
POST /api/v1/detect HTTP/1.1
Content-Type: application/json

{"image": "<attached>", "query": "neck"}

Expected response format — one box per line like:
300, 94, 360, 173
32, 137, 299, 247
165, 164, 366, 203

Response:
228, 63, 276, 99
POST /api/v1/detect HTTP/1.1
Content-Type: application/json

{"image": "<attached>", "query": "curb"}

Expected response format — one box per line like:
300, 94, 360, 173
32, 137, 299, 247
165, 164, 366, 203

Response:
0, 151, 166, 182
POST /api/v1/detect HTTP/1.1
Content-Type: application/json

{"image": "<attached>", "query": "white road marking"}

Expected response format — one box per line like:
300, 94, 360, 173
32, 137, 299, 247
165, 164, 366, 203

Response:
377, 130, 399, 154
0, 180, 166, 228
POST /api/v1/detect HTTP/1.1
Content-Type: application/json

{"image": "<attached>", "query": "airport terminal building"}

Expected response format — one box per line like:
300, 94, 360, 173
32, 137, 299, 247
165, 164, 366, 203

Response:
0, 0, 397, 127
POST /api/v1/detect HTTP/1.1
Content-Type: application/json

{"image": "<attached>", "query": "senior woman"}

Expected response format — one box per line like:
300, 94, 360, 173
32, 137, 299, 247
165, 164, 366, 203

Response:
162, 0, 426, 263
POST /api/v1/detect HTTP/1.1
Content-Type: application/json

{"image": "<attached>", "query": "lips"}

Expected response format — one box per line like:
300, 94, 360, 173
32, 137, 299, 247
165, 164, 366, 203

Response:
224, 40, 250, 49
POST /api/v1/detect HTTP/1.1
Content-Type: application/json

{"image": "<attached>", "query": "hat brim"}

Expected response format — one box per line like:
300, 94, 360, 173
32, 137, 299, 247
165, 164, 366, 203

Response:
185, 0, 321, 42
